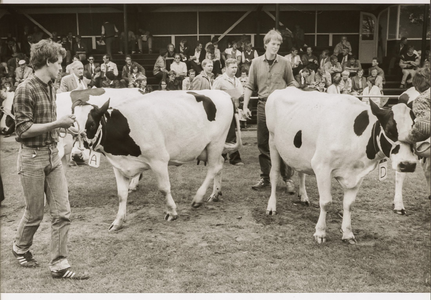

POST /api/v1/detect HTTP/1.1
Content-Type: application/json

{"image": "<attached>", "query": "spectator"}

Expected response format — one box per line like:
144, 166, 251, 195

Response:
21, 35, 33, 58
337, 48, 352, 66
165, 43, 176, 71
18, 25, 31, 49
362, 77, 383, 107
312, 68, 329, 92
5, 38, 20, 60
128, 65, 146, 88
14, 59, 33, 87
368, 57, 385, 83
242, 29, 298, 192
351, 69, 367, 95
7, 53, 22, 83
293, 25, 305, 51
241, 41, 258, 74
189, 41, 206, 74
73, 35, 88, 61
207, 51, 222, 78
191, 59, 213, 90
170, 53, 187, 87
153, 49, 168, 84
285, 47, 302, 75
89, 66, 103, 88
119, 30, 137, 54
223, 41, 242, 67
31, 26, 44, 43
333, 36, 352, 56
327, 72, 342, 94
319, 49, 330, 70
136, 29, 153, 54
159, 80, 168, 91
137, 76, 152, 94
368, 67, 384, 90
177, 39, 190, 64
101, 20, 119, 58
324, 55, 342, 85
343, 55, 362, 77
239, 73, 248, 88
65, 55, 80, 74
399, 45, 420, 89
301, 46, 319, 73
50, 31, 60, 43
102, 71, 121, 88
60, 36, 72, 65
66, 32, 75, 59
100, 54, 119, 79
205, 36, 219, 53
294, 67, 315, 90
84, 55, 99, 80
182, 69, 196, 90
339, 70, 352, 94
58, 60, 90, 93
166, 71, 180, 90
121, 55, 145, 87
388, 37, 409, 76
212, 58, 244, 166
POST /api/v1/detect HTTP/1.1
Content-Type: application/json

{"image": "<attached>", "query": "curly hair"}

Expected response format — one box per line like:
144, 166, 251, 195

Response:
412, 66, 430, 93
30, 39, 66, 71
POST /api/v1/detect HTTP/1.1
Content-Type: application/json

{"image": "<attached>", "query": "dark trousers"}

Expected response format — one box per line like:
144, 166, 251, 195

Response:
257, 100, 293, 181
154, 71, 167, 84
190, 61, 203, 74
223, 113, 242, 164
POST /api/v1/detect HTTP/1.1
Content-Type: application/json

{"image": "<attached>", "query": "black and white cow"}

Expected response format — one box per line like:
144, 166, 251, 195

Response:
73, 88, 241, 231
265, 87, 417, 244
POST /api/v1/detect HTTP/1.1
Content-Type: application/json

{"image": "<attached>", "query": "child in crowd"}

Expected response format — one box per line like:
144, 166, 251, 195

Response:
138, 75, 153, 94
182, 69, 196, 90
160, 80, 168, 91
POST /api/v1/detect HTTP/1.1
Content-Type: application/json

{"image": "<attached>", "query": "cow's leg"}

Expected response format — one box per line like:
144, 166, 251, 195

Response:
150, 160, 177, 221
341, 180, 363, 244
266, 133, 281, 215
191, 146, 224, 208
394, 171, 407, 215
422, 158, 431, 199
296, 172, 310, 206
110, 167, 131, 231
313, 166, 333, 244
207, 155, 224, 202
128, 173, 142, 193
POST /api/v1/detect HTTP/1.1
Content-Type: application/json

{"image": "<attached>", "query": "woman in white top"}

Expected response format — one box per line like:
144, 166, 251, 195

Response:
285, 47, 302, 74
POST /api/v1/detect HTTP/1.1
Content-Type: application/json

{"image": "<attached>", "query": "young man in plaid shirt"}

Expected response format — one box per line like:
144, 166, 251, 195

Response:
12, 39, 89, 280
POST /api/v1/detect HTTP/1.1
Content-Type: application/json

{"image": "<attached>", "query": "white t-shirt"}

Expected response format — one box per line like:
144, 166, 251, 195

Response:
170, 61, 187, 76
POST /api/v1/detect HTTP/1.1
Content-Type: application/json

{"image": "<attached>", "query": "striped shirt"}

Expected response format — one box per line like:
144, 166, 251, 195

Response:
13, 75, 58, 147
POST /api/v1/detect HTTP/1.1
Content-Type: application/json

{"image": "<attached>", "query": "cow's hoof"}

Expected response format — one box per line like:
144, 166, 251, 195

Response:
207, 194, 221, 202
108, 223, 123, 232
128, 189, 136, 194
191, 201, 202, 208
164, 213, 178, 221
314, 235, 326, 244
342, 237, 357, 245
394, 209, 406, 215
292, 199, 309, 207
266, 210, 276, 215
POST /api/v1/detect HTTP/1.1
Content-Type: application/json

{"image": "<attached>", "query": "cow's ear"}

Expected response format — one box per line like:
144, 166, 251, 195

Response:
369, 100, 385, 120
96, 99, 110, 117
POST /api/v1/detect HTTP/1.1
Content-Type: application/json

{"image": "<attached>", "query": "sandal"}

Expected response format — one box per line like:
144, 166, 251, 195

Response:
13, 250, 39, 268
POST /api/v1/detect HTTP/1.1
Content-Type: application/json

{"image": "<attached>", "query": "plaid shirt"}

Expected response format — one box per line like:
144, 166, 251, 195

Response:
13, 75, 58, 147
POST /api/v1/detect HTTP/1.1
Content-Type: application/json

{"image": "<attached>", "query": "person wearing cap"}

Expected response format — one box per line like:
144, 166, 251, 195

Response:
14, 59, 33, 87
58, 60, 90, 93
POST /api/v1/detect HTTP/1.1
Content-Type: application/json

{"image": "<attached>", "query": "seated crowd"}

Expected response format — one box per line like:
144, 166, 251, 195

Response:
1, 28, 429, 109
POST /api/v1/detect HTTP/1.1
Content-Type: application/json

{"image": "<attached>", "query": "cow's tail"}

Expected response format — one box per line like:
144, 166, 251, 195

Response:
223, 112, 242, 154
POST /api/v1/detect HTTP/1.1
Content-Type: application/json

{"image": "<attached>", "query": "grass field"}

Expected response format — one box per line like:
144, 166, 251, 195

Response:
0, 131, 430, 293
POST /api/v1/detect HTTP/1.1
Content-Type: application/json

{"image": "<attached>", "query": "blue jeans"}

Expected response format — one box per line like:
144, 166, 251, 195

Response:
257, 100, 294, 181
13, 144, 71, 271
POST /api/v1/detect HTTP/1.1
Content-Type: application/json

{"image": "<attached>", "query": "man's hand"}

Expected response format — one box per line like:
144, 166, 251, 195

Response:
56, 115, 76, 129
242, 107, 252, 119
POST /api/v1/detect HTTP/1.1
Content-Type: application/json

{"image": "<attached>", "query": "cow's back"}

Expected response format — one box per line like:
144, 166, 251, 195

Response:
266, 87, 376, 174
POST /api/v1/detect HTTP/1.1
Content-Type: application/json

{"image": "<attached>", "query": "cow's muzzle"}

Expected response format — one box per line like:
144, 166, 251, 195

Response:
398, 161, 417, 173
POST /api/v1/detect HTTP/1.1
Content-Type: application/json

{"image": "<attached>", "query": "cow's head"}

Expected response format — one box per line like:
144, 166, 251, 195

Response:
74, 99, 110, 147
369, 100, 416, 172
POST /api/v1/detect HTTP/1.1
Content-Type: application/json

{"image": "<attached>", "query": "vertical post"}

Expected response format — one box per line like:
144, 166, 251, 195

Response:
124, 4, 128, 55
315, 10, 318, 47
275, 4, 280, 31
197, 11, 200, 40
421, 4, 429, 66
76, 13, 79, 35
